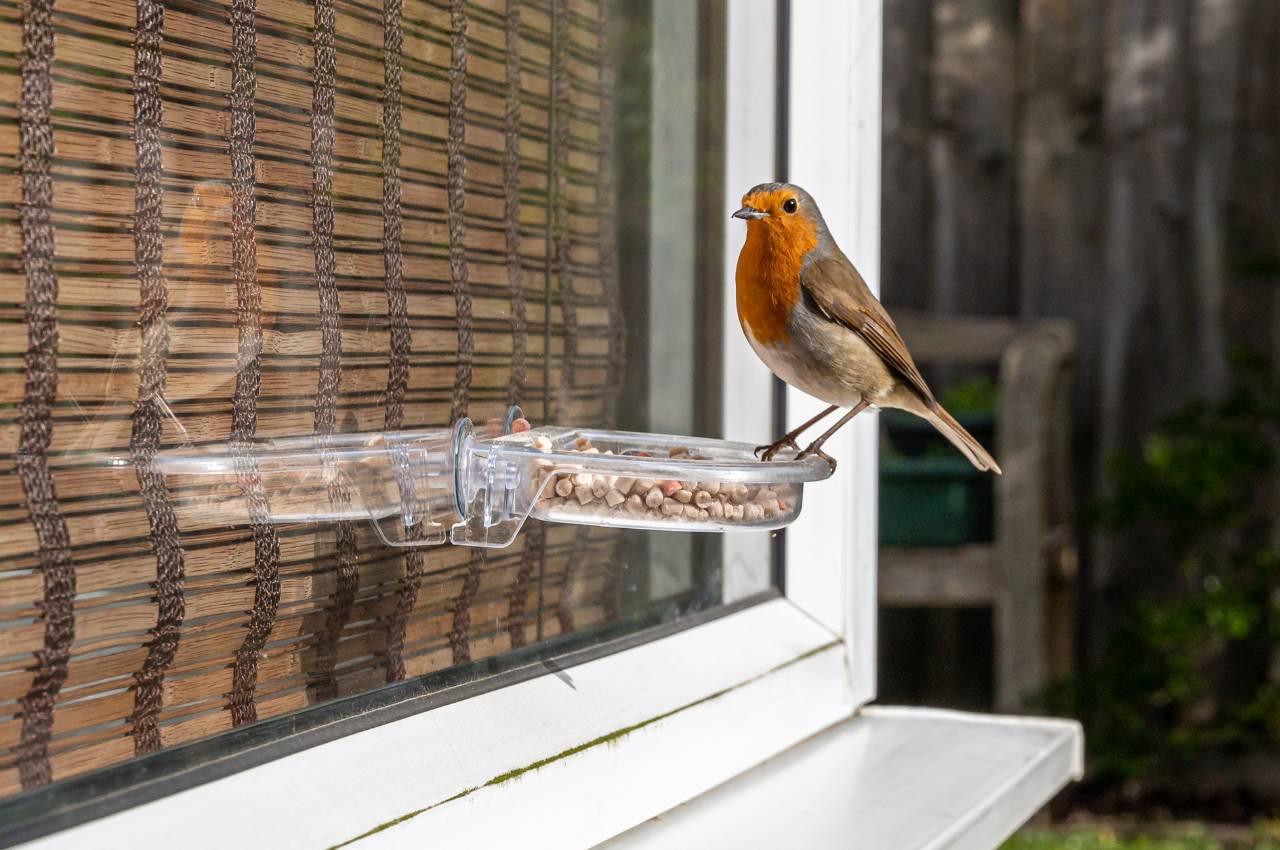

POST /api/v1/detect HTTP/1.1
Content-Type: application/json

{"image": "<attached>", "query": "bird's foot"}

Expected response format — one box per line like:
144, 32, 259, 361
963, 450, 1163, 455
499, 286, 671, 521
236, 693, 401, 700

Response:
796, 444, 837, 472
754, 436, 798, 462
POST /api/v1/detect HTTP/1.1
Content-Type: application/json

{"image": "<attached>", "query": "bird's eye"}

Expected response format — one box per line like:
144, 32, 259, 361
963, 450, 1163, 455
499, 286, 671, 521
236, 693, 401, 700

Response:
782, 197, 798, 214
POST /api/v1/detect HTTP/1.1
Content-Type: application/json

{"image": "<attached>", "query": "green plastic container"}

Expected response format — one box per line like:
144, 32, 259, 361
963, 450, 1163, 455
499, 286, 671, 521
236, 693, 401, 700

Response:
879, 410, 995, 547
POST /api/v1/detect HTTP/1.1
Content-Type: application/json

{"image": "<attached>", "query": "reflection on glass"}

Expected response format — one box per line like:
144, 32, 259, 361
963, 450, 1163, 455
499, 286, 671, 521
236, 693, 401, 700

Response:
0, 0, 769, 817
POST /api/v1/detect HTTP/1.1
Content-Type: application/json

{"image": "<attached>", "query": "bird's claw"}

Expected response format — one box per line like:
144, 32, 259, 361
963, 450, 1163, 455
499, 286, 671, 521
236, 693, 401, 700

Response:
796, 445, 837, 472
754, 436, 797, 462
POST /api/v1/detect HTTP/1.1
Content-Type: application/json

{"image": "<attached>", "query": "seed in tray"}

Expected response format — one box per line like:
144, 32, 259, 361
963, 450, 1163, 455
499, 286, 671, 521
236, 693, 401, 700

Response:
528, 439, 802, 527
532, 434, 552, 451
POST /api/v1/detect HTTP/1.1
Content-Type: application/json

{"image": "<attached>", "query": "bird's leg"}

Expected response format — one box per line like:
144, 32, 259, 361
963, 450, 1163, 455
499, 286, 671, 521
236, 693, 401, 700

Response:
797, 399, 871, 470
755, 404, 840, 461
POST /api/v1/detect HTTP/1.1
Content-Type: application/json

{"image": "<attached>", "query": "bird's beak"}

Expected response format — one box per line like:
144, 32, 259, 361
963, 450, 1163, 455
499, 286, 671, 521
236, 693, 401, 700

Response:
732, 206, 768, 221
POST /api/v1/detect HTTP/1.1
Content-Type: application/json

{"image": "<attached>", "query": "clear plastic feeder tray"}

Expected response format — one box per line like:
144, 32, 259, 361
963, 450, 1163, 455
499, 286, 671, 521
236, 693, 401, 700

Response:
154, 410, 833, 549
497, 428, 830, 534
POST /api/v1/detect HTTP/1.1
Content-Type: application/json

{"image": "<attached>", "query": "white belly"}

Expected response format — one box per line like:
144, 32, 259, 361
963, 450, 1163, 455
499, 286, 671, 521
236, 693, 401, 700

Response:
741, 305, 897, 409
742, 322, 858, 408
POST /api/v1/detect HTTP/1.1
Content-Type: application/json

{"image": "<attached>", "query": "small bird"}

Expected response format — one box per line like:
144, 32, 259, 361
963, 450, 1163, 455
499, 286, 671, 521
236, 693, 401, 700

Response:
734, 182, 1001, 474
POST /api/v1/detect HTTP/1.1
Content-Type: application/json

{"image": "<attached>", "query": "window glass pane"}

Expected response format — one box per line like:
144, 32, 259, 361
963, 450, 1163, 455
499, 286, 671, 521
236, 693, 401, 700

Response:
0, 0, 771, 820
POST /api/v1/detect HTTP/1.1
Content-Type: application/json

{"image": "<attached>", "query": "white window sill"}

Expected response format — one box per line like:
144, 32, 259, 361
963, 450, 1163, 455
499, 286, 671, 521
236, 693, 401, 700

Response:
601, 706, 1084, 850
25, 598, 854, 850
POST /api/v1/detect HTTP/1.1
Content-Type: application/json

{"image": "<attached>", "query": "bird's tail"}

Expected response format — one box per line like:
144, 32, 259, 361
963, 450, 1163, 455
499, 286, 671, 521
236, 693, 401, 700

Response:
924, 403, 1002, 475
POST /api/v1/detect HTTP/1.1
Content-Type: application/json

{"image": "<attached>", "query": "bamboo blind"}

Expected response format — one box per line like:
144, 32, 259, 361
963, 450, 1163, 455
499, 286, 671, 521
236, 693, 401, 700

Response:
0, 0, 625, 795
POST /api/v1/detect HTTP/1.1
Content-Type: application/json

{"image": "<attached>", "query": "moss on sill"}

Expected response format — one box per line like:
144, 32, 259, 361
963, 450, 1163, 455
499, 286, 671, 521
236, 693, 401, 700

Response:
331, 637, 841, 849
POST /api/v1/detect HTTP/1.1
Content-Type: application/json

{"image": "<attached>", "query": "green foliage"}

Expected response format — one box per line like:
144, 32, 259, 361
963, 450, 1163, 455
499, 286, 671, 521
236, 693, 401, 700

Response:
940, 373, 999, 414
1003, 821, 1280, 850
1060, 351, 1280, 782
1094, 351, 1278, 550
1231, 247, 1280, 280
1003, 830, 1217, 850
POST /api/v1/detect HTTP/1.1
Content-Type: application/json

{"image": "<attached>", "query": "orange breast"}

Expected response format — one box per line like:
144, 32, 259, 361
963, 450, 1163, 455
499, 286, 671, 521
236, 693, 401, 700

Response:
735, 220, 818, 346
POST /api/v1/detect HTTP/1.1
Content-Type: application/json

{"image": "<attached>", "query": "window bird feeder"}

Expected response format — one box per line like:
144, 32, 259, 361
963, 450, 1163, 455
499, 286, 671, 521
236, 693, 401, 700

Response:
153, 406, 834, 550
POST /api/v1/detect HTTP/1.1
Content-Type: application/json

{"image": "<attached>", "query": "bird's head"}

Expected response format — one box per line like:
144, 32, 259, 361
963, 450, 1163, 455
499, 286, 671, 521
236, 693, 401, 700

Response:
732, 182, 827, 254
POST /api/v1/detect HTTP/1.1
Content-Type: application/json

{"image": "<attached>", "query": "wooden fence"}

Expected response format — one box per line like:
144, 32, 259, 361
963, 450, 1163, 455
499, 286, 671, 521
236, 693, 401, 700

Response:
882, 0, 1280, 590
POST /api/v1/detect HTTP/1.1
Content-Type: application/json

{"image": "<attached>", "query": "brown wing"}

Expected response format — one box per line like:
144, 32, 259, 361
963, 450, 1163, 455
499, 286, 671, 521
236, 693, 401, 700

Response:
799, 253, 937, 406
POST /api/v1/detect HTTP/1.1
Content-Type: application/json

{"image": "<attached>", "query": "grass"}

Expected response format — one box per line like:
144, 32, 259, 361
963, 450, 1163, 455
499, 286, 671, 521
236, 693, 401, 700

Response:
1002, 822, 1280, 850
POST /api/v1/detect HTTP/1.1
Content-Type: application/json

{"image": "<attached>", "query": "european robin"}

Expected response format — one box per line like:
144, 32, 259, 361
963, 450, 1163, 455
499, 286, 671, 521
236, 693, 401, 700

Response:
733, 182, 1001, 474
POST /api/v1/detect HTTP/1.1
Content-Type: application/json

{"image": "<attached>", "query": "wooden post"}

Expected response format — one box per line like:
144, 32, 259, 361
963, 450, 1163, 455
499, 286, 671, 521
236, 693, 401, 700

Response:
995, 322, 1075, 711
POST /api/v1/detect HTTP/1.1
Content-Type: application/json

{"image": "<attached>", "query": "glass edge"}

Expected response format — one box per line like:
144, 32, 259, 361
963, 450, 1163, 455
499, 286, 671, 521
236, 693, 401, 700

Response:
771, 0, 792, 595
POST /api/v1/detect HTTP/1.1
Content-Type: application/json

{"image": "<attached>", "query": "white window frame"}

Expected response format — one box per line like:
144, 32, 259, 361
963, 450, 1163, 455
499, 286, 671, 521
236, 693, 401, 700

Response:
26, 2, 881, 847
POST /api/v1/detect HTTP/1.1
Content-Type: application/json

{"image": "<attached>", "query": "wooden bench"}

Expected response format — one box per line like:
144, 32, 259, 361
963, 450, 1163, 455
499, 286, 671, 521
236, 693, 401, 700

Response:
879, 312, 1078, 712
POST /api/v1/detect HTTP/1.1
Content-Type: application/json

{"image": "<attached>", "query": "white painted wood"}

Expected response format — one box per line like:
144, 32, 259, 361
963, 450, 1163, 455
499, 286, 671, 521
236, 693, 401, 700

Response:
601, 707, 1084, 850
720, 0, 779, 603
784, 0, 883, 705
24, 600, 850, 850
358, 644, 851, 850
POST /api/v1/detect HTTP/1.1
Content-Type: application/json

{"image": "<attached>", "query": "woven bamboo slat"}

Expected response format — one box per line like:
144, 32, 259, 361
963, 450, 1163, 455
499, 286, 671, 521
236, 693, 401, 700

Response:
0, 0, 627, 797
